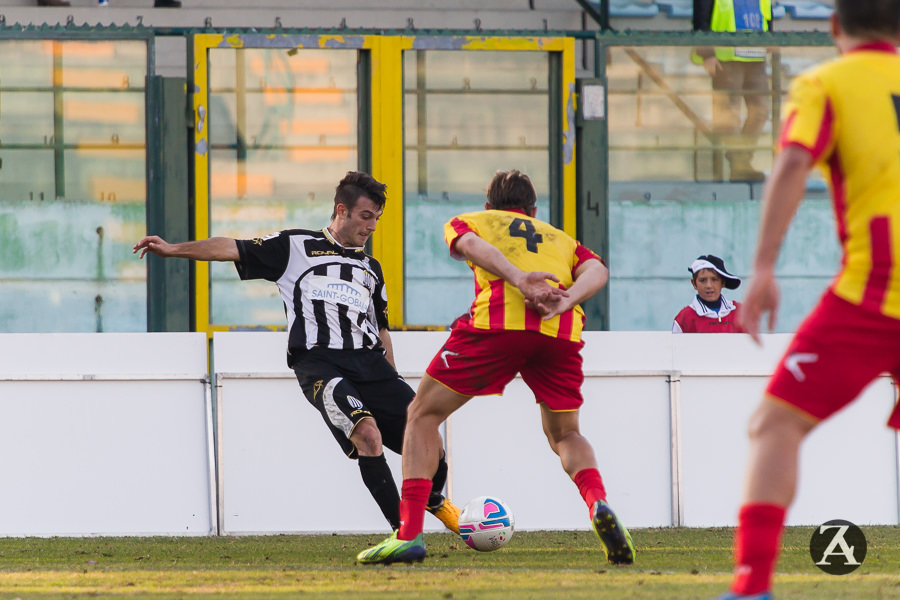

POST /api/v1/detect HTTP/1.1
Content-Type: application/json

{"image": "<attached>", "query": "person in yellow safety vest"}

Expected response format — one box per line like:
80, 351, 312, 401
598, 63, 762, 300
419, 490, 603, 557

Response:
693, 0, 773, 182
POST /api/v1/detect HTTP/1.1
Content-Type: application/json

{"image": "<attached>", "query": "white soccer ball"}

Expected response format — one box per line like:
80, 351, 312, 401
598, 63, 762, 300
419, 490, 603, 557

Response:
458, 495, 515, 552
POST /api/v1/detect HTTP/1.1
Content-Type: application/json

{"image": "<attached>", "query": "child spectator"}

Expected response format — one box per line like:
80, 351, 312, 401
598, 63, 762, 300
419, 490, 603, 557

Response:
672, 254, 744, 333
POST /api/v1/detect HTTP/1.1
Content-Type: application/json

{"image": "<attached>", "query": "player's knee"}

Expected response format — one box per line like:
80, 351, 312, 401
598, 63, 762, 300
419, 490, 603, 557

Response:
351, 419, 383, 456
747, 399, 813, 442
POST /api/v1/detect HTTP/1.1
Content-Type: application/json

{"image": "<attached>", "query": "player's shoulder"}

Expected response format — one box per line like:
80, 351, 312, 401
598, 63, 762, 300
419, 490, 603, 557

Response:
283, 228, 324, 238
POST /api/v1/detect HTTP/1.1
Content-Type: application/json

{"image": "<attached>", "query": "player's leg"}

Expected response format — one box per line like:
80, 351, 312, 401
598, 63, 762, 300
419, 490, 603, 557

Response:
350, 418, 402, 531
358, 324, 518, 564
358, 376, 462, 534
541, 406, 634, 565
398, 375, 472, 539
295, 370, 402, 530
524, 334, 634, 564
719, 292, 897, 599
719, 397, 815, 600
357, 375, 472, 564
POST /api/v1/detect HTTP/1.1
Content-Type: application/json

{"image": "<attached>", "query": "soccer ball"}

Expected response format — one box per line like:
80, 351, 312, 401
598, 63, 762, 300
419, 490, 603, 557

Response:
458, 495, 515, 552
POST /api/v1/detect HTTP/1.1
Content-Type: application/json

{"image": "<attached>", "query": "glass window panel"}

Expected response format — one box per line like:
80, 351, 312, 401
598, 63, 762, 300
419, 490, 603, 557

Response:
402, 50, 552, 327
606, 44, 840, 334
63, 91, 145, 146
207, 48, 358, 327
0, 40, 147, 333
0, 41, 54, 87
0, 92, 54, 145
61, 41, 147, 90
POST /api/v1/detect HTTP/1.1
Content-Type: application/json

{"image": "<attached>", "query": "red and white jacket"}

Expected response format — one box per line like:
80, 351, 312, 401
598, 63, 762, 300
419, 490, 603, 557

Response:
672, 295, 744, 334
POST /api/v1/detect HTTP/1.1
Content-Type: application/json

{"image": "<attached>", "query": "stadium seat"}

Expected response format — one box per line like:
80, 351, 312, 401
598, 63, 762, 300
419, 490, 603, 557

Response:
655, 0, 691, 19
601, 0, 660, 18
779, 1, 834, 19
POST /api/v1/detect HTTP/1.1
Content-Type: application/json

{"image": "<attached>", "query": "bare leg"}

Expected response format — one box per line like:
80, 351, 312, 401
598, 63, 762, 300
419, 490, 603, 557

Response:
540, 405, 597, 477
727, 397, 818, 596
743, 397, 817, 505
402, 375, 472, 480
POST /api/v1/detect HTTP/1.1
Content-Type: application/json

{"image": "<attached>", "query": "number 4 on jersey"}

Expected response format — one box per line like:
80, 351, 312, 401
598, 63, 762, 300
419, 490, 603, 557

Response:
509, 217, 543, 253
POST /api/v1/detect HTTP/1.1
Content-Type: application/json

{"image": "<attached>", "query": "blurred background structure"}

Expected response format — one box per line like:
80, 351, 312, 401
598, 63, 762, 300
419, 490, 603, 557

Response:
0, 0, 840, 335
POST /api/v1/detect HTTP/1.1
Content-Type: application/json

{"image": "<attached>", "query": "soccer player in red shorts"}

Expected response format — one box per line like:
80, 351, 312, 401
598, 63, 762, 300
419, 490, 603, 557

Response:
715, 2, 900, 599
357, 169, 636, 565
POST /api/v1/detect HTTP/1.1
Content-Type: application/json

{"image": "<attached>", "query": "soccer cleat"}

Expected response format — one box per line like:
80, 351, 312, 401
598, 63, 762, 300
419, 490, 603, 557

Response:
427, 498, 462, 534
591, 500, 635, 565
356, 530, 426, 565
712, 593, 772, 600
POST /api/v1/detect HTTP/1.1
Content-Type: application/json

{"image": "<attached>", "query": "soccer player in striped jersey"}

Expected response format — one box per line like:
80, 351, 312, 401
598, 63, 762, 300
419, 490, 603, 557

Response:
357, 169, 635, 565
133, 171, 461, 536
717, 2, 900, 598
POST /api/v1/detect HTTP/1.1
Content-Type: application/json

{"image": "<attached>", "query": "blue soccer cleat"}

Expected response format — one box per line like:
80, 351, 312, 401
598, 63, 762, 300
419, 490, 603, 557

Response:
591, 500, 635, 565
356, 530, 426, 564
713, 592, 773, 600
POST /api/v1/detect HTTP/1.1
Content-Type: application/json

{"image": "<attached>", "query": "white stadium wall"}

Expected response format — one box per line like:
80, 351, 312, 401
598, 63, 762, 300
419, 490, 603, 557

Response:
0, 331, 895, 536
0, 333, 215, 536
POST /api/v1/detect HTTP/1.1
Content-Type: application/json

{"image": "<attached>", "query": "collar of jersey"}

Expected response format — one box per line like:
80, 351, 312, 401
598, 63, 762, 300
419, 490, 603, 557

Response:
848, 41, 897, 55
688, 294, 736, 318
322, 226, 364, 252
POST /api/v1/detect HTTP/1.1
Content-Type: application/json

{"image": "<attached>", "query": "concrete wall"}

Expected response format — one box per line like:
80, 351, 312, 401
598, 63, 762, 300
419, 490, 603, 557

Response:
0, 330, 893, 536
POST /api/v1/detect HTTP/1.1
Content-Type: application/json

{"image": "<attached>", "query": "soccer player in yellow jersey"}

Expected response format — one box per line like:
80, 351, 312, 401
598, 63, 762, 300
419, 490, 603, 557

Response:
357, 170, 635, 565
717, 2, 900, 599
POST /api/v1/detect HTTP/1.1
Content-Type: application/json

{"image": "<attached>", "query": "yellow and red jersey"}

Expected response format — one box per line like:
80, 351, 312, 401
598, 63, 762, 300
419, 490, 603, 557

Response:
779, 42, 900, 319
444, 208, 602, 342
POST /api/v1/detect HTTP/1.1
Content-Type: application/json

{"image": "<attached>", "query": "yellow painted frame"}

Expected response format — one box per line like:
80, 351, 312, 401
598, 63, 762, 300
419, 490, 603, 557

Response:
192, 33, 575, 334
191, 33, 377, 336
382, 36, 576, 328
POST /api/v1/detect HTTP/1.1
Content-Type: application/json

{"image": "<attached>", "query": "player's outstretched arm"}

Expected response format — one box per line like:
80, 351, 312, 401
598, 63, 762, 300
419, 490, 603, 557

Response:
453, 232, 568, 305
537, 258, 608, 320
133, 235, 240, 262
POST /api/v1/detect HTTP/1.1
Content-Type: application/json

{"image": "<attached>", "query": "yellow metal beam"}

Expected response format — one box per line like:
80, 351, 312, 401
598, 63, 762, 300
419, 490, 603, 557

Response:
370, 36, 410, 329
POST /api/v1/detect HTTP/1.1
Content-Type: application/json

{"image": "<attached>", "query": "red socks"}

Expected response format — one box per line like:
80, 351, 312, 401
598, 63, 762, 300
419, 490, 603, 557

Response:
397, 478, 432, 540
731, 503, 787, 595
574, 468, 607, 511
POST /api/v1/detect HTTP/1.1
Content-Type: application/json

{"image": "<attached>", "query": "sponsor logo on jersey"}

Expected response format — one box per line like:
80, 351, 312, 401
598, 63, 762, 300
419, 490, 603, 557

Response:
313, 380, 324, 399
350, 409, 371, 418
347, 395, 364, 409
307, 275, 370, 312
310, 250, 339, 256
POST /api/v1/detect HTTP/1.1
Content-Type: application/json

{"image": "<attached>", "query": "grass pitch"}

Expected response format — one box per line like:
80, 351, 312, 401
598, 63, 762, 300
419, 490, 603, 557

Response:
0, 527, 898, 599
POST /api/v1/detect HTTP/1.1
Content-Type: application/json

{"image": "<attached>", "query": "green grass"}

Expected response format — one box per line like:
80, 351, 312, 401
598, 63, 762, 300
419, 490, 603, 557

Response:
0, 527, 897, 599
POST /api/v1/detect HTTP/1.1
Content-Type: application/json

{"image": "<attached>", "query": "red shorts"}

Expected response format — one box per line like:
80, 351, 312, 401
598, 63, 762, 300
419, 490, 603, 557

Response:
425, 318, 585, 411
767, 290, 900, 426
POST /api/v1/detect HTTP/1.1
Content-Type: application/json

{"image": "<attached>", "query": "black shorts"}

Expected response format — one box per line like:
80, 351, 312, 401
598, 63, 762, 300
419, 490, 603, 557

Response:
292, 347, 414, 458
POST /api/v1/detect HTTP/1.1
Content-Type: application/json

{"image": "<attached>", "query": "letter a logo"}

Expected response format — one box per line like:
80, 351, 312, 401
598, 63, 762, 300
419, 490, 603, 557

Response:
809, 519, 867, 575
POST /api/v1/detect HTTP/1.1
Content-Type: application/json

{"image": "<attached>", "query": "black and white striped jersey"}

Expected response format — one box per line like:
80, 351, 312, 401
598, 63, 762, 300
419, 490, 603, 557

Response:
234, 227, 389, 364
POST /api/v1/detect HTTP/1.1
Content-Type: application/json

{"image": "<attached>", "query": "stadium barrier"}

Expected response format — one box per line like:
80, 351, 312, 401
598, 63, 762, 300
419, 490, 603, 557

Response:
0, 333, 215, 536
0, 331, 894, 535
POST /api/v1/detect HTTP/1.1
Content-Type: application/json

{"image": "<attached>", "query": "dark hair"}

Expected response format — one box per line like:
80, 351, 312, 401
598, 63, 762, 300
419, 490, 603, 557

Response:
332, 171, 387, 220
836, 0, 900, 39
486, 170, 537, 212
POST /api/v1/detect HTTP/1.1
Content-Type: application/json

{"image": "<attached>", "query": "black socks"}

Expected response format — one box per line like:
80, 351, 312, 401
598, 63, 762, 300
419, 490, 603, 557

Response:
358, 454, 401, 530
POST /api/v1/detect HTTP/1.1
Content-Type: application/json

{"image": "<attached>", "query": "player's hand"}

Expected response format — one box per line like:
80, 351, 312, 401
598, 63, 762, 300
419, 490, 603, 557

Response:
133, 235, 173, 259
738, 268, 780, 345
528, 294, 573, 321
515, 271, 569, 307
